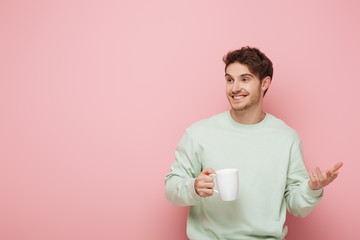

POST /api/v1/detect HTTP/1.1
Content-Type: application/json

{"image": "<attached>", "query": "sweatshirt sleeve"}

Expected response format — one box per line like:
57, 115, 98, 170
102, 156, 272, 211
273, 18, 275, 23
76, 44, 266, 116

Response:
164, 128, 202, 206
284, 134, 324, 218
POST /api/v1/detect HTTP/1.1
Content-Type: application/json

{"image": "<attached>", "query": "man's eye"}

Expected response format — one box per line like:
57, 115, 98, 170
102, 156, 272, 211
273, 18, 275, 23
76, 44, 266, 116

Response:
227, 78, 233, 82
243, 78, 248, 81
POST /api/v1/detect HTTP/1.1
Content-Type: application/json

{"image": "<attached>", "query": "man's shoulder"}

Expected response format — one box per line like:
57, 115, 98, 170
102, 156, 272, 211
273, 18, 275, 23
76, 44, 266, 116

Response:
266, 113, 301, 140
186, 111, 228, 132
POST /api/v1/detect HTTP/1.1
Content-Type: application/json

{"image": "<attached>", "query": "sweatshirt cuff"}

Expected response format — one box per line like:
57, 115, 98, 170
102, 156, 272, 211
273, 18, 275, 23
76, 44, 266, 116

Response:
189, 178, 202, 201
302, 180, 324, 198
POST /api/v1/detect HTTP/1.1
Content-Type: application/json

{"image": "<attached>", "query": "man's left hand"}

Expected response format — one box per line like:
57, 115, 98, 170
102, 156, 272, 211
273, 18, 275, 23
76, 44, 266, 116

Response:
308, 162, 343, 190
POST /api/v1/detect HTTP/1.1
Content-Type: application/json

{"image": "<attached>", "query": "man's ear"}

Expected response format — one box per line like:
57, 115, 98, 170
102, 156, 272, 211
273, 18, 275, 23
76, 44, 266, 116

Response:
261, 77, 271, 92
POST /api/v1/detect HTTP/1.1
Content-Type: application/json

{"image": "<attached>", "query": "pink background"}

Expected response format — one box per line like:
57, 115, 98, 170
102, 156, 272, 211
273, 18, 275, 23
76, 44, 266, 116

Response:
1, 0, 359, 239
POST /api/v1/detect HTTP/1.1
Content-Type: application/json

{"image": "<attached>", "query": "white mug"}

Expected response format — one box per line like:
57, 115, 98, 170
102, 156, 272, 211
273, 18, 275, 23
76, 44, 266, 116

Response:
210, 168, 239, 201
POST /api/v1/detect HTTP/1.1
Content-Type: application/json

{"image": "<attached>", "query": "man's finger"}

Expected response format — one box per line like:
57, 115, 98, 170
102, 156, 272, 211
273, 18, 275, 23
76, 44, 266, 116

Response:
325, 170, 331, 182
331, 162, 343, 172
202, 188, 213, 196
332, 173, 338, 180
315, 167, 324, 182
200, 175, 213, 183
197, 181, 214, 189
202, 168, 216, 175
203, 182, 215, 188
311, 169, 317, 181
308, 169, 316, 182
331, 172, 339, 178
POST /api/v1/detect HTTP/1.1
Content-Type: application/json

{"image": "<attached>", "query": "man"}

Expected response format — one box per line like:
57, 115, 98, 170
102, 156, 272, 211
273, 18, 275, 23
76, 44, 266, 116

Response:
164, 46, 343, 240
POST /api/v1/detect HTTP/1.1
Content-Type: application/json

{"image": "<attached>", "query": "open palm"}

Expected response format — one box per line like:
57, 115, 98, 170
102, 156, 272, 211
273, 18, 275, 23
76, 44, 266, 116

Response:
308, 162, 343, 190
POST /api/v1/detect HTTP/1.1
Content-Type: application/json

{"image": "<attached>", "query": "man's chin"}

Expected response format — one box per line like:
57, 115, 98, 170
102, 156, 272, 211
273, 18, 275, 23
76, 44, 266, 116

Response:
231, 105, 247, 112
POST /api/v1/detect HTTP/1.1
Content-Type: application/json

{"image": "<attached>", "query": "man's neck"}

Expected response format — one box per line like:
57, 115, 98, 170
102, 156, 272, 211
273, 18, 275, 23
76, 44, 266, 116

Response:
230, 108, 266, 125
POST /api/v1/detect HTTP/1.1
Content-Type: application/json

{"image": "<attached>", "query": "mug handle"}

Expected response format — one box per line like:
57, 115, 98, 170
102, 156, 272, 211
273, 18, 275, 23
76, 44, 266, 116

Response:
209, 174, 219, 193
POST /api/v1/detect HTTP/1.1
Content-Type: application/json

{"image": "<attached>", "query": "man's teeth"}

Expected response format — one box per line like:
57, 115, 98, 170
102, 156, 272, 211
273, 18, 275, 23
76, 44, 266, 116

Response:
233, 95, 246, 99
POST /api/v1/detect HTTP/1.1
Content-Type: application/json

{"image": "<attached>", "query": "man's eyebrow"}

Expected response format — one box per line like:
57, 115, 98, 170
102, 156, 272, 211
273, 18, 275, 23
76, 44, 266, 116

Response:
225, 73, 254, 78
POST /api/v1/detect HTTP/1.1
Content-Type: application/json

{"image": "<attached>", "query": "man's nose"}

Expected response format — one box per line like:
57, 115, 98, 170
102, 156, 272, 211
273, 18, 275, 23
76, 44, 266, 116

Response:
232, 80, 242, 93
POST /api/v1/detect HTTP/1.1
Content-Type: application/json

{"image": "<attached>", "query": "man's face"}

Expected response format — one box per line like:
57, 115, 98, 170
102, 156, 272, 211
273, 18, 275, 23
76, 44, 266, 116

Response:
225, 62, 263, 112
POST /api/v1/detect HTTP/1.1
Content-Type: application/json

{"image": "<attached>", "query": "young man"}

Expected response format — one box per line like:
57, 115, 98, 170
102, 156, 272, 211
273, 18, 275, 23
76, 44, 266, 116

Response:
164, 46, 343, 240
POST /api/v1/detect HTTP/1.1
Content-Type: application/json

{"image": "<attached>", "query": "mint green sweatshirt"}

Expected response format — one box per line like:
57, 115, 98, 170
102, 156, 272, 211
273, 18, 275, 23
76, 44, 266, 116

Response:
165, 111, 323, 240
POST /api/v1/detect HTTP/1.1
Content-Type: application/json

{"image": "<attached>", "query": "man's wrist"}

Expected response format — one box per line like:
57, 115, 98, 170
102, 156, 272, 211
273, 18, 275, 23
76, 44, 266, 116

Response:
305, 181, 323, 198
190, 178, 202, 200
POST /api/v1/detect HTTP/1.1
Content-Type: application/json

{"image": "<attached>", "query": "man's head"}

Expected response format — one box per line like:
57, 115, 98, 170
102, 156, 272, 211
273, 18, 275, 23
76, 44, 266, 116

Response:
223, 46, 273, 97
223, 47, 273, 113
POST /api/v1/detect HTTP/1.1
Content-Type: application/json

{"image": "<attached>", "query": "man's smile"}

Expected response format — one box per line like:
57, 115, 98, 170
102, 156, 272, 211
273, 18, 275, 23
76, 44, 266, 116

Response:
232, 94, 247, 101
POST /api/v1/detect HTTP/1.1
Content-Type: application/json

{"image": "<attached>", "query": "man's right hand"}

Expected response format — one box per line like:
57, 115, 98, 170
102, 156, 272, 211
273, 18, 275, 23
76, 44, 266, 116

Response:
194, 168, 216, 198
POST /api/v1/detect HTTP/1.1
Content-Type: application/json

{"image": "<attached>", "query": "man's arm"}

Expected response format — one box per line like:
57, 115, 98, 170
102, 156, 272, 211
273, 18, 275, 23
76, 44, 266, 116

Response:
285, 136, 324, 218
164, 129, 202, 206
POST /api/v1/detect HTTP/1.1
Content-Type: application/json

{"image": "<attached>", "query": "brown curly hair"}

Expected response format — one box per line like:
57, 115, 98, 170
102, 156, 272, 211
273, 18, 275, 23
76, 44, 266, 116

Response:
223, 46, 273, 96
